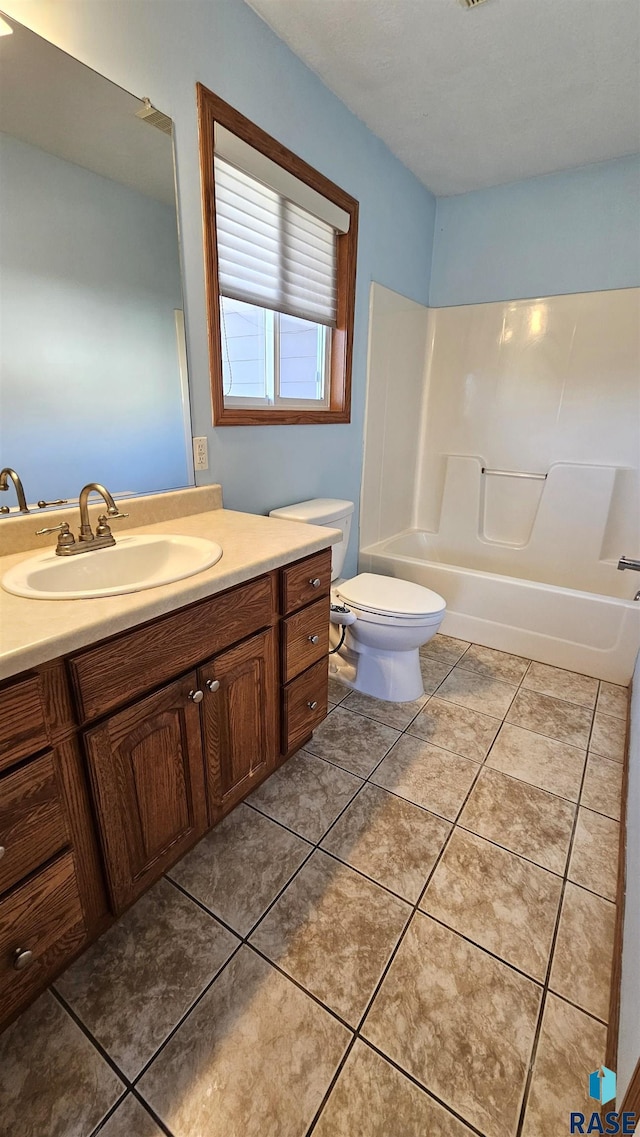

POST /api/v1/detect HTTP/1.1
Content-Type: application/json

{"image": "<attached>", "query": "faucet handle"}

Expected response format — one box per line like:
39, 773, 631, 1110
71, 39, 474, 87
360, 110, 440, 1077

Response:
36, 521, 70, 536
36, 521, 76, 550
95, 512, 128, 539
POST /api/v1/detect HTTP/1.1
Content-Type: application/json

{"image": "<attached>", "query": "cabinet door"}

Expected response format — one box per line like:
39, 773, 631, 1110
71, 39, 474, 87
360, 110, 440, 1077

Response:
85, 672, 208, 913
200, 628, 279, 820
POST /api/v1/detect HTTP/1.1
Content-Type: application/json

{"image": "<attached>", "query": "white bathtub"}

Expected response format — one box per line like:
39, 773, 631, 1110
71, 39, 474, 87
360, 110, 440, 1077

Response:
360, 530, 640, 684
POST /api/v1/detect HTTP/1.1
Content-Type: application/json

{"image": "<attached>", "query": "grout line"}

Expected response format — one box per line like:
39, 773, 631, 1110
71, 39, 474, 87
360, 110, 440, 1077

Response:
87, 1090, 130, 1137
514, 718, 595, 1137
44, 642, 619, 1137
128, 1089, 176, 1137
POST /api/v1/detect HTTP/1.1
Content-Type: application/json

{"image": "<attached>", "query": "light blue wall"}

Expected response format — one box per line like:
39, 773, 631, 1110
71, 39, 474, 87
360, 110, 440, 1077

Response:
430, 155, 640, 307
0, 132, 190, 502
5, 0, 436, 577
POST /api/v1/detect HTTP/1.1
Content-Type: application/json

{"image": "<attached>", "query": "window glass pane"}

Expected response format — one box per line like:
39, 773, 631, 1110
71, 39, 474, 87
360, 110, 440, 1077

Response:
220, 296, 267, 399
278, 312, 325, 402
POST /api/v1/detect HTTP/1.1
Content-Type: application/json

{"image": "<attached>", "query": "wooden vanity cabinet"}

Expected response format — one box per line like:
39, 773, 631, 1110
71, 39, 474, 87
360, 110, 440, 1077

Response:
200, 626, 279, 823
0, 547, 331, 1031
84, 672, 209, 913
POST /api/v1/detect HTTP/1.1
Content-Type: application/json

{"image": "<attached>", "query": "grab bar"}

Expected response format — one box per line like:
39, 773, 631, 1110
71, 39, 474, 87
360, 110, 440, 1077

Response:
481, 468, 547, 480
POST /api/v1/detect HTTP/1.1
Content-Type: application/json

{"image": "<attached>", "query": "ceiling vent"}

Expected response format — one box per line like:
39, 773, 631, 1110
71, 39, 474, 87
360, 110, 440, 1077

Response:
458, 0, 490, 7
135, 98, 173, 136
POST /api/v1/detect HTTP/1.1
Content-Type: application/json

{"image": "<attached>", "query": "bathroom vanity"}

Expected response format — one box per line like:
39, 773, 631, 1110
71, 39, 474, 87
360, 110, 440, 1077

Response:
0, 497, 335, 1031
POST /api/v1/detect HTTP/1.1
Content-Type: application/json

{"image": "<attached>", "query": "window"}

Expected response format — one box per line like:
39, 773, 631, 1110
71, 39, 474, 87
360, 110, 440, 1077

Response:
197, 85, 358, 425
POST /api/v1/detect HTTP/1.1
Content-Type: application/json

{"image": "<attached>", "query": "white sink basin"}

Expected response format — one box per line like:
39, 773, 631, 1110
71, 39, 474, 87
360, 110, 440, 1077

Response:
2, 534, 223, 600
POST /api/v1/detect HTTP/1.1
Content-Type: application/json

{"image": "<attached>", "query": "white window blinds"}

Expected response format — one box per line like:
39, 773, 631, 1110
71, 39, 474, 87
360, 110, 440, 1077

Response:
214, 155, 340, 328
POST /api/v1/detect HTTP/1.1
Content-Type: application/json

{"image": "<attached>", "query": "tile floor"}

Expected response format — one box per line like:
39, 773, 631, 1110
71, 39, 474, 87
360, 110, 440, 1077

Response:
0, 636, 628, 1137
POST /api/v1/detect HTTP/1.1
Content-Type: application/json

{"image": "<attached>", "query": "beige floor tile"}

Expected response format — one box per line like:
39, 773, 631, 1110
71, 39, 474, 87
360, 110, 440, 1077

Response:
100, 1095, 164, 1137
437, 666, 518, 718
590, 711, 627, 762
597, 681, 629, 720
0, 991, 124, 1137
305, 706, 401, 776
321, 782, 450, 902
248, 750, 362, 842
250, 850, 409, 1025
521, 993, 607, 1137
506, 688, 592, 749
549, 882, 615, 1021
568, 808, 619, 901
314, 1040, 475, 1137
420, 633, 470, 665
341, 688, 428, 730
522, 662, 599, 708
409, 696, 501, 762
371, 734, 480, 821
487, 722, 586, 801
138, 946, 350, 1137
363, 913, 541, 1137
459, 767, 575, 874
168, 804, 310, 935
420, 655, 455, 693
457, 643, 530, 684
328, 677, 351, 704
421, 828, 562, 980
55, 878, 238, 1078
580, 752, 623, 820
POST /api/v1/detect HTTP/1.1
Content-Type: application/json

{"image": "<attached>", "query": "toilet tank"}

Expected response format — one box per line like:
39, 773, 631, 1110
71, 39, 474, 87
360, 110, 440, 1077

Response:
269, 498, 354, 580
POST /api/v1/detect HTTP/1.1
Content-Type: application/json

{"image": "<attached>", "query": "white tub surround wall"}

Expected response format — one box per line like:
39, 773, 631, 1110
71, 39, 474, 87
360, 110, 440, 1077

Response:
360, 285, 640, 683
360, 283, 430, 549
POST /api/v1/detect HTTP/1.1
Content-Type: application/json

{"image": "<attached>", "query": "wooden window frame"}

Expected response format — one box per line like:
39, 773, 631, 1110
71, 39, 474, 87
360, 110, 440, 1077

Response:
197, 84, 358, 426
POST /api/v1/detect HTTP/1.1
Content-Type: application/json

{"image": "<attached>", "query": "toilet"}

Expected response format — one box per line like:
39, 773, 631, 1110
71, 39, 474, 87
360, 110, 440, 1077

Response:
269, 499, 446, 702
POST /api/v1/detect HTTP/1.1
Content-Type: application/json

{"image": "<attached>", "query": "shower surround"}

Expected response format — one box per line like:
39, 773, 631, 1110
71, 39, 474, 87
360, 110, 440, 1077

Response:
360, 285, 640, 682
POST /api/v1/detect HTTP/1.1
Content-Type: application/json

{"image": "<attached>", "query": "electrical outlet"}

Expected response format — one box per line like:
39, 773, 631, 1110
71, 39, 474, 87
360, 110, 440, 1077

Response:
193, 436, 209, 471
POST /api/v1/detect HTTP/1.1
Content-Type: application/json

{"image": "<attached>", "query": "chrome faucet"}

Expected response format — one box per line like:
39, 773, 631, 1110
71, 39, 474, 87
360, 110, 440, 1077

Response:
617, 556, 640, 572
36, 482, 128, 556
0, 468, 29, 514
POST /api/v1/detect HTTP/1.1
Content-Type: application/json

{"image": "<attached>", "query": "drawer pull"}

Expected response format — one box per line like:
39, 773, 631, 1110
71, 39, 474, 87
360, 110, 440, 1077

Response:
13, 948, 34, 971
188, 689, 204, 704
310, 577, 321, 588
205, 679, 220, 694
307, 700, 318, 711
0, 846, 5, 861
308, 634, 320, 645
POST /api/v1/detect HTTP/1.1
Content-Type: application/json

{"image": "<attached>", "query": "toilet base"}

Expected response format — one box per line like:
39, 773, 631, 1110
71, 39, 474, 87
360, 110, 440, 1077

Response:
329, 630, 426, 703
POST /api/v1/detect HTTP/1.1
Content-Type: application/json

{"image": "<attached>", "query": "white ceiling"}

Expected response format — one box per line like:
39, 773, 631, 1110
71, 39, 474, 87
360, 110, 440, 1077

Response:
0, 14, 176, 205
247, 0, 640, 196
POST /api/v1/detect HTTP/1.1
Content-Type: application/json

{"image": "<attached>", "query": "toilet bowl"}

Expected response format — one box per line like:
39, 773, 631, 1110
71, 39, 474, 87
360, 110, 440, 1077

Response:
269, 499, 446, 702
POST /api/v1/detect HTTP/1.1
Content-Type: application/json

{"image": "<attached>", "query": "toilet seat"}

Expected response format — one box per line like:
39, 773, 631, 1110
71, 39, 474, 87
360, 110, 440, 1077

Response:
335, 573, 446, 622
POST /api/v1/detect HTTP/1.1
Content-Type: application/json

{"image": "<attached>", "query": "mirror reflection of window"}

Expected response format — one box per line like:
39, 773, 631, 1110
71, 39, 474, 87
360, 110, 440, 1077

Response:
0, 14, 194, 512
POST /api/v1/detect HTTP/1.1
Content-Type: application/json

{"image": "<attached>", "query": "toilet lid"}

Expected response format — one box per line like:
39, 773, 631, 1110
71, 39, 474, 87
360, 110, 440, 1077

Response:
336, 573, 446, 618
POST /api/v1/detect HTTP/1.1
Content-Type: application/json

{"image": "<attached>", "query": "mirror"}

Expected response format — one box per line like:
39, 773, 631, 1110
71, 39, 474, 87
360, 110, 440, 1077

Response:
0, 14, 194, 514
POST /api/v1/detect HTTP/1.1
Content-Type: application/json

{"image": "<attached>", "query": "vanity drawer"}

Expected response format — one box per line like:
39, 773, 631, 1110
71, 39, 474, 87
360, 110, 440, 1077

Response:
0, 675, 50, 773
0, 851, 85, 1023
282, 596, 330, 683
0, 751, 70, 896
69, 573, 277, 722
282, 657, 329, 755
281, 548, 332, 615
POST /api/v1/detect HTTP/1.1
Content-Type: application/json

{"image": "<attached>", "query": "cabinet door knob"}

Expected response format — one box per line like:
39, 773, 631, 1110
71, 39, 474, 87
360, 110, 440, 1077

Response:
188, 689, 204, 703
0, 846, 5, 861
205, 679, 220, 693
310, 577, 321, 588
308, 634, 320, 645
307, 700, 318, 710
13, 948, 34, 971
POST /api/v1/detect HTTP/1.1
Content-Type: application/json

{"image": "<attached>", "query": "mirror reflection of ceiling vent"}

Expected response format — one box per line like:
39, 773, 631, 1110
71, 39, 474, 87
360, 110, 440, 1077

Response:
458, 0, 490, 7
135, 98, 173, 135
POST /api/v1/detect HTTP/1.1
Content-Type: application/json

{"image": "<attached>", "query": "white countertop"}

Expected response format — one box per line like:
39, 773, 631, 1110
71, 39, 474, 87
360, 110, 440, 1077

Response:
0, 507, 340, 681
